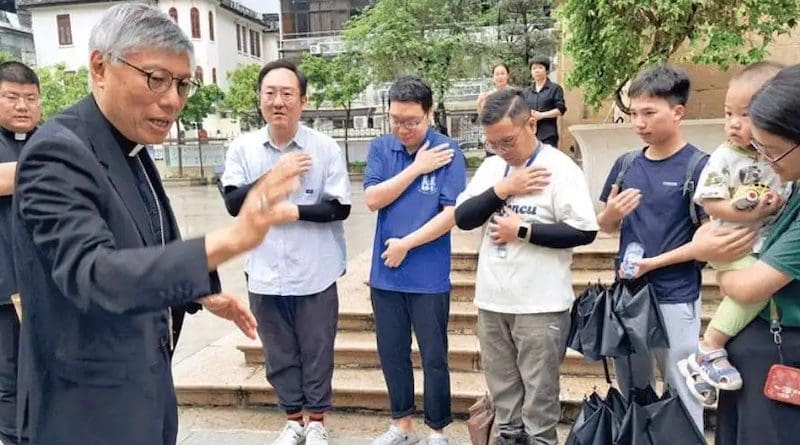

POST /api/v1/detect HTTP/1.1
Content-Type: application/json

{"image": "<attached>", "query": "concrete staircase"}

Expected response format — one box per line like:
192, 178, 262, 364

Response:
173, 232, 719, 424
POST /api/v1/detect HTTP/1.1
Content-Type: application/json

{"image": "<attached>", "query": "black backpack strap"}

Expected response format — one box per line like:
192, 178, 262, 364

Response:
683, 150, 709, 226
613, 150, 639, 188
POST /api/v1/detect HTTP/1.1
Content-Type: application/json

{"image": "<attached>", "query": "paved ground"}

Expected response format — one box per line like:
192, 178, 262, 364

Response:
169, 181, 376, 364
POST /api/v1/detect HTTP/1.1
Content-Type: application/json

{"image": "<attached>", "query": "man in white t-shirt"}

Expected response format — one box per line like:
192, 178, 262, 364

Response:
455, 89, 598, 445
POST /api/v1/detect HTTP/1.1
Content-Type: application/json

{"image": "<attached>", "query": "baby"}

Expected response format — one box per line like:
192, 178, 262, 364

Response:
677, 61, 790, 406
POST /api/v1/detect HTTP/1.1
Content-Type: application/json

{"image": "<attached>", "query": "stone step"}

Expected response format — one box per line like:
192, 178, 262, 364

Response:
451, 236, 619, 272
175, 334, 686, 422
237, 332, 615, 377
450, 269, 722, 304
341, 285, 719, 336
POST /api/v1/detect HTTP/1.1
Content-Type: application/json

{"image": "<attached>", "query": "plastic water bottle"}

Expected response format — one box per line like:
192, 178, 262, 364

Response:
496, 243, 507, 259
620, 242, 644, 279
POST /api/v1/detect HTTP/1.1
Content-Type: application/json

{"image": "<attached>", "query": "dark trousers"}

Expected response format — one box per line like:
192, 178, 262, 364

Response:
716, 317, 800, 445
249, 283, 338, 413
370, 288, 452, 430
539, 135, 558, 148
0, 304, 20, 444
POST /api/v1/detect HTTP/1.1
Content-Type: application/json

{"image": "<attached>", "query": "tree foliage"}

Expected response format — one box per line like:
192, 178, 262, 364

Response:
485, 0, 558, 85
302, 52, 370, 165
302, 53, 369, 111
343, 0, 486, 103
0, 51, 16, 64
36, 64, 90, 120
558, 0, 800, 112
222, 63, 262, 128
179, 83, 225, 128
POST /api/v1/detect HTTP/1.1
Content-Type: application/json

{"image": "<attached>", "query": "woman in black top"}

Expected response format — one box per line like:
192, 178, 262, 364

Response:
524, 56, 566, 148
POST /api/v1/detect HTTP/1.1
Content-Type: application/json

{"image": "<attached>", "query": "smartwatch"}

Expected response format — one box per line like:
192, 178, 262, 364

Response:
517, 224, 529, 240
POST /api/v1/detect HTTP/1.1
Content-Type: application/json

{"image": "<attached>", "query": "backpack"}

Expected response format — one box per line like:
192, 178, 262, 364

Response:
613, 149, 709, 226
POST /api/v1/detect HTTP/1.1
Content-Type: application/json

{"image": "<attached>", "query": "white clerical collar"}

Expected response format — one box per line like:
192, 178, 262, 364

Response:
14, 133, 27, 141
128, 144, 145, 157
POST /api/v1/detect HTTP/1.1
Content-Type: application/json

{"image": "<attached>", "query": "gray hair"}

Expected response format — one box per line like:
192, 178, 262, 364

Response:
89, 3, 194, 66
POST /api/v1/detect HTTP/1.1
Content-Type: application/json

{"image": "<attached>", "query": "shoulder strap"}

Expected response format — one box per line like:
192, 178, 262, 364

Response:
613, 151, 639, 188
683, 150, 709, 226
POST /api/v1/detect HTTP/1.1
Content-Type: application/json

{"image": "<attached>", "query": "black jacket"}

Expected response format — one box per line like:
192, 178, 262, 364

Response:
12, 96, 217, 444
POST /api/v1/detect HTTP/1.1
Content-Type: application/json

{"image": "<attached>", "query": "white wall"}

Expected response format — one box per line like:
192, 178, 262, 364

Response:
29, 3, 129, 70
29, 0, 276, 90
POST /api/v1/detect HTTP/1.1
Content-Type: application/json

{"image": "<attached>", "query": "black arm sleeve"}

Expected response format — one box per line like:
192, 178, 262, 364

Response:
298, 200, 351, 222
529, 222, 596, 249
221, 182, 255, 217
455, 187, 505, 230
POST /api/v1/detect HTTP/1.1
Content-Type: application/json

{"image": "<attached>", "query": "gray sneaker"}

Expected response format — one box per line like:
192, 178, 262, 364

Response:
371, 425, 420, 445
426, 436, 449, 445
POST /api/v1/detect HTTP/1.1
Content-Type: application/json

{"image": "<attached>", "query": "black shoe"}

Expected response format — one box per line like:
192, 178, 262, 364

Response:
497, 432, 530, 445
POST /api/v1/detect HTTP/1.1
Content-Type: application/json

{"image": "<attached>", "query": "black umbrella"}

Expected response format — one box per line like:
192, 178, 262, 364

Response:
600, 281, 632, 357
612, 279, 670, 353
568, 283, 607, 361
614, 387, 706, 445
566, 388, 626, 445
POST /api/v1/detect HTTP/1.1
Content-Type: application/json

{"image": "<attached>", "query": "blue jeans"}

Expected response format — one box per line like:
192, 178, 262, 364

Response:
370, 288, 452, 430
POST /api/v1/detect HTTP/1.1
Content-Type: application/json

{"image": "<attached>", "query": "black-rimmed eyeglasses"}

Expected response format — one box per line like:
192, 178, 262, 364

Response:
114, 56, 199, 99
752, 138, 800, 164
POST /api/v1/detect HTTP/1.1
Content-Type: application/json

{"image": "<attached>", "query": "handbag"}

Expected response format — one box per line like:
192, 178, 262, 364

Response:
468, 393, 497, 445
763, 299, 800, 406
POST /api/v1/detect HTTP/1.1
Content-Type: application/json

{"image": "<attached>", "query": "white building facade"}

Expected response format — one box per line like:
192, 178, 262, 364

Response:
20, 0, 278, 90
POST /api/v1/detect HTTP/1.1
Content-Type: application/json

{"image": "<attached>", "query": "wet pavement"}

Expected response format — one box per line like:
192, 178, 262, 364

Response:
168, 181, 376, 364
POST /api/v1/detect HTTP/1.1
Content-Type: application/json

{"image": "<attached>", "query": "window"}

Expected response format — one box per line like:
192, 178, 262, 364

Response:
236, 24, 241, 51
190, 7, 200, 39
168, 7, 178, 23
242, 26, 248, 54
254, 32, 261, 57
250, 30, 256, 55
56, 14, 72, 46
208, 11, 215, 41
212, 68, 217, 85
195, 66, 204, 84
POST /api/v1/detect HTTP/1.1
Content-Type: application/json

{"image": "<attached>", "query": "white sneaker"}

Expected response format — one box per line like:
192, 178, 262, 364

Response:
426, 434, 449, 445
305, 421, 329, 445
371, 425, 420, 445
272, 420, 306, 445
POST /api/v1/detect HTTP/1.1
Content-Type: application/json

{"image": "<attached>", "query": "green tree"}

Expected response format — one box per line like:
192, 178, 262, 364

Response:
486, 0, 558, 85
302, 53, 370, 166
179, 83, 225, 179
344, 0, 488, 132
558, 0, 800, 113
36, 64, 90, 120
223, 63, 262, 129
0, 51, 16, 63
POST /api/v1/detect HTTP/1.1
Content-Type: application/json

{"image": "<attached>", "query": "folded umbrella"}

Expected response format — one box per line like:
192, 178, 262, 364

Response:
614, 387, 705, 445
600, 282, 632, 357
568, 283, 607, 361
566, 389, 623, 445
613, 280, 670, 353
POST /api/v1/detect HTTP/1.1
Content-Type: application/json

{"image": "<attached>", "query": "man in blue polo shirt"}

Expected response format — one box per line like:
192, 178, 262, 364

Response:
365, 76, 466, 445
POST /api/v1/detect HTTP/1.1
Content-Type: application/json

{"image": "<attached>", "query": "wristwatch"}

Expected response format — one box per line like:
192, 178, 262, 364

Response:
517, 224, 529, 240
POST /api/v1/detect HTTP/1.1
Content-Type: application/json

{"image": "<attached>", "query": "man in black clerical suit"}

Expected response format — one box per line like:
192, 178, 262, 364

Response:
11, 4, 305, 445
0, 60, 39, 445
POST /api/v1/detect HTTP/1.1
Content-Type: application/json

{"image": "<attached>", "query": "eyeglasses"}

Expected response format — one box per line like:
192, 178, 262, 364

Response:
752, 138, 800, 164
113, 56, 198, 98
485, 125, 525, 152
261, 88, 301, 105
389, 116, 425, 130
0, 92, 40, 107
